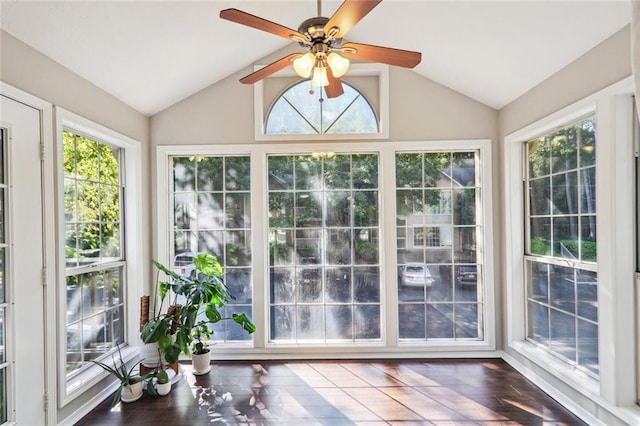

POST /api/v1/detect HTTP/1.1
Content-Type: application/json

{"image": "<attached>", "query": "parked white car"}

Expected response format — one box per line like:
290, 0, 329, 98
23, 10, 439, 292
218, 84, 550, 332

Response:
399, 263, 434, 287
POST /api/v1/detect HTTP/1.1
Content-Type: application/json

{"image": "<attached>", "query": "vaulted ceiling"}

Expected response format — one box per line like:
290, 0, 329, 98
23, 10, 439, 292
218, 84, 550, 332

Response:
0, 1, 631, 116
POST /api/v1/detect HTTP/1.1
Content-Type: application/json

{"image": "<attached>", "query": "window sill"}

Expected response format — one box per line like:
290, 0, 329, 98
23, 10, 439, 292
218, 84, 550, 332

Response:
60, 345, 139, 407
507, 340, 600, 399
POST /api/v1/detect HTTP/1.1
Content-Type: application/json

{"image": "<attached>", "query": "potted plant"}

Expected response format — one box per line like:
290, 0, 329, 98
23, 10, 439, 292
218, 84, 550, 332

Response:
91, 344, 151, 406
149, 253, 256, 371
152, 368, 172, 396
191, 321, 213, 375
140, 263, 183, 366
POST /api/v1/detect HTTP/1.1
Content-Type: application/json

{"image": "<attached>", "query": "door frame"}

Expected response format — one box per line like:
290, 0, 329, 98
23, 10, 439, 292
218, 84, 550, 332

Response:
0, 82, 56, 425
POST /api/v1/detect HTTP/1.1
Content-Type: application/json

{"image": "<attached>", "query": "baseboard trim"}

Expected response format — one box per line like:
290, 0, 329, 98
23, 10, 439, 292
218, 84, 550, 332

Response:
57, 382, 118, 426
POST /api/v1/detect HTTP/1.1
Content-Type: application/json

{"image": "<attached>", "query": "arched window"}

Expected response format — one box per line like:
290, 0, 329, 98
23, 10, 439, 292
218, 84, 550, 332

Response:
265, 81, 378, 135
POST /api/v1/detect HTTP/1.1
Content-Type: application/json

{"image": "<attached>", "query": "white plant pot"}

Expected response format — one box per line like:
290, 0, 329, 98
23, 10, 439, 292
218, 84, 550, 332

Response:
120, 380, 143, 403
192, 350, 211, 375
155, 381, 172, 396
140, 342, 165, 369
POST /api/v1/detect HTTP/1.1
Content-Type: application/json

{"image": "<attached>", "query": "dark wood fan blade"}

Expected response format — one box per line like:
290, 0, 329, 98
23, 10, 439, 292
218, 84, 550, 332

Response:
324, 0, 382, 39
220, 8, 307, 42
342, 42, 422, 68
325, 67, 344, 98
239, 53, 299, 84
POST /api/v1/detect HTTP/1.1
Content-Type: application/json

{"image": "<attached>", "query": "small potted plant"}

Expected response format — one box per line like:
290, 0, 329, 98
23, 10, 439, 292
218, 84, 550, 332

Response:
91, 344, 151, 406
191, 321, 213, 375
153, 368, 172, 396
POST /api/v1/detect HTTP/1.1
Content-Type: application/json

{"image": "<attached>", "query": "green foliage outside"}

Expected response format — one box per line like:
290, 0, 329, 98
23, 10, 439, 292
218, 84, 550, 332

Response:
395, 152, 476, 222
268, 153, 378, 231
530, 238, 597, 262
528, 117, 595, 178
63, 130, 121, 263
527, 117, 597, 264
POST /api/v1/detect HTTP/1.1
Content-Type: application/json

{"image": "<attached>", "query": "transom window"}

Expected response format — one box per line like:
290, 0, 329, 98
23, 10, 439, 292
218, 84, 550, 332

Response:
265, 81, 378, 135
525, 116, 598, 376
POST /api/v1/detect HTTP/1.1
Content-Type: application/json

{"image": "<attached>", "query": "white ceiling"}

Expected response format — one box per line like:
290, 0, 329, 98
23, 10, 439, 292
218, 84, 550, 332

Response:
0, 1, 632, 116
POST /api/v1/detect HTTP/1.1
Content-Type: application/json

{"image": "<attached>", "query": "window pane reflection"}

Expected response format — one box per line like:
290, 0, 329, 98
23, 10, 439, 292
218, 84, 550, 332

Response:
396, 151, 483, 342
525, 116, 598, 377
269, 153, 381, 343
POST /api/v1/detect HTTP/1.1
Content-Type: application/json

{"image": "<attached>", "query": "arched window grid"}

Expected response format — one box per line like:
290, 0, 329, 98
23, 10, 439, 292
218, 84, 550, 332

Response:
265, 79, 379, 136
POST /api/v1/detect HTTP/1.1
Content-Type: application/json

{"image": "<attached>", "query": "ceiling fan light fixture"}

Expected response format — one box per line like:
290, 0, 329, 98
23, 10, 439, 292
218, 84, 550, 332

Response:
311, 65, 329, 87
293, 52, 315, 78
326, 52, 349, 78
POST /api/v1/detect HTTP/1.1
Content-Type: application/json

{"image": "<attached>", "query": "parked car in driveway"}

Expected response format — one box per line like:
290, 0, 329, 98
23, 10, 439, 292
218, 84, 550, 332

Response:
174, 251, 197, 278
399, 263, 434, 287
456, 265, 478, 285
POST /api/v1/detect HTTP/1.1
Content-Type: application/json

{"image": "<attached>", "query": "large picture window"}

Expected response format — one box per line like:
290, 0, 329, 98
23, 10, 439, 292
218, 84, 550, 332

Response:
268, 153, 381, 342
157, 141, 494, 356
171, 156, 253, 342
525, 116, 598, 376
396, 152, 483, 340
63, 130, 124, 376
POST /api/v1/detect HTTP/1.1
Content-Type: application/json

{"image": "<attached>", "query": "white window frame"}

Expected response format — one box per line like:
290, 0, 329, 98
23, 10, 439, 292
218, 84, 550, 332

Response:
503, 77, 638, 421
157, 139, 495, 358
55, 108, 144, 406
254, 64, 389, 141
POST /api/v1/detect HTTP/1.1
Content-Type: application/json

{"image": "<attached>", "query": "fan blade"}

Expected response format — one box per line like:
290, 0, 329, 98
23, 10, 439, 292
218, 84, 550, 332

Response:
342, 42, 422, 68
325, 67, 344, 98
220, 8, 308, 42
324, 0, 382, 39
239, 53, 300, 84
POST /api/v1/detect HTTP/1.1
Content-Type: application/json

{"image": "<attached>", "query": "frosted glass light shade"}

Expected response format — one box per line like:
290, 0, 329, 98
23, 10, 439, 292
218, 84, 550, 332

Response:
327, 52, 349, 77
311, 66, 329, 86
293, 52, 315, 78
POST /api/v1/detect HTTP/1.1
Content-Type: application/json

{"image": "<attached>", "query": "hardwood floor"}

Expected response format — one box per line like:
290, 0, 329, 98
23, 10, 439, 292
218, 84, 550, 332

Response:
76, 359, 587, 425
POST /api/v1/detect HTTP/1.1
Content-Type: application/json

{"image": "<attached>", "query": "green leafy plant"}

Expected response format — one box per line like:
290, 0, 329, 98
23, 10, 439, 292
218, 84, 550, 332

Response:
192, 321, 213, 355
155, 368, 169, 385
146, 368, 171, 396
140, 268, 182, 364
144, 253, 256, 361
91, 344, 151, 407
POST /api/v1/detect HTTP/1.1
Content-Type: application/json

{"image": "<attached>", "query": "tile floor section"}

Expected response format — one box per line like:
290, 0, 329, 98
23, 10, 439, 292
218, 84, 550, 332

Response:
76, 359, 588, 425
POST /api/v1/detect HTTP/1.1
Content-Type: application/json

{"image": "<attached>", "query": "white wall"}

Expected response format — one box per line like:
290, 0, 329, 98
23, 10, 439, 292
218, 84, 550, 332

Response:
499, 25, 631, 136
151, 46, 498, 145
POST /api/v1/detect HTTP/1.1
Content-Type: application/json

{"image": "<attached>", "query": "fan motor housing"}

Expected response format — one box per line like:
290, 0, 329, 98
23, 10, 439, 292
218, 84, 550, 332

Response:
298, 16, 329, 40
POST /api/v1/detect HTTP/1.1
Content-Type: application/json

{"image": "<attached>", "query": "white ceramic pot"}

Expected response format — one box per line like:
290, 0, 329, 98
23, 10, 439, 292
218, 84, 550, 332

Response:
192, 350, 211, 375
120, 380, 143, 403
155, 381, 172, 396
140, 342, 164, 369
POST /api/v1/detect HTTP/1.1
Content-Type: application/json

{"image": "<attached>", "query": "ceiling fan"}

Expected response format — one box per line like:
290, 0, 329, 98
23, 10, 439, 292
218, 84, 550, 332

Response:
219, 0, 421, 98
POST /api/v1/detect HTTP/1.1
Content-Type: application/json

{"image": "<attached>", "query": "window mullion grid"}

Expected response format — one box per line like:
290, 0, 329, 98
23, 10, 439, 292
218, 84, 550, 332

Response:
449, 153, 460, 340
320, 158, 328, 343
